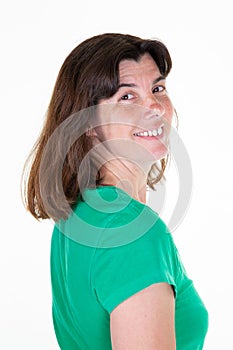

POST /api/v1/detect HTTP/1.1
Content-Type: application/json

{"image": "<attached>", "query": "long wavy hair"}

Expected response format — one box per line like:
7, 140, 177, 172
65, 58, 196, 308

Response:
22, 33, 172, 221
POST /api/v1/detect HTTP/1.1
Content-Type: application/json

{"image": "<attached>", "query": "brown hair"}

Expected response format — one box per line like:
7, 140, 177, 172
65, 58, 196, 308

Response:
22, 33, 172, 221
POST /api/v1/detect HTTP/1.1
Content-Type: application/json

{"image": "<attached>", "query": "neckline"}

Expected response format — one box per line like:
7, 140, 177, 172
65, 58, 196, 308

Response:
91, 185, 148, 208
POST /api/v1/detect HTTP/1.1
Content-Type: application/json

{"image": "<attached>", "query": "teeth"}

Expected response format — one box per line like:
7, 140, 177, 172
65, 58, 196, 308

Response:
134, 124, 164, 137
157, 127, 163, 136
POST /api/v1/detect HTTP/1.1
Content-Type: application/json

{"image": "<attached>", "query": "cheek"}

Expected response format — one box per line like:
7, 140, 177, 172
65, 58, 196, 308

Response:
164, 99, 174, 122
95, 125, 128, 140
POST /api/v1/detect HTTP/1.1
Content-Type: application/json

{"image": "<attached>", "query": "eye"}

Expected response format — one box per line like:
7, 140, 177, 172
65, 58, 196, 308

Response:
152, 85, 166, 94
120, 93, 134, 100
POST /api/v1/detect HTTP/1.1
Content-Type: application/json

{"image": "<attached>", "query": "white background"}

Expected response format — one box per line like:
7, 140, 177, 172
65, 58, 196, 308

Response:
1, 0, 233, 348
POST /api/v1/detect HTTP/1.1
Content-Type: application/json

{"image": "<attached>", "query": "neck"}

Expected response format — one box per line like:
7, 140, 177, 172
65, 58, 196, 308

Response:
98, 161, 149, 203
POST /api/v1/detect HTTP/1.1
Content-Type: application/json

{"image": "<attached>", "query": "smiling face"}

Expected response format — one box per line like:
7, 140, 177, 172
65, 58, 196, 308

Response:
92, 53, 174, 167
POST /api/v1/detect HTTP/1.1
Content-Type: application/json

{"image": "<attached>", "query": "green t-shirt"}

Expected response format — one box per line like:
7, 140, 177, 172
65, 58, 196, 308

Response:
51, 186, 208, 349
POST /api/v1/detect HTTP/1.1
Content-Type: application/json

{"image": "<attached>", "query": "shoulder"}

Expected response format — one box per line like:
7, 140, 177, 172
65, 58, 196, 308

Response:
56, 185, 175, 249
80, 186, 170, 248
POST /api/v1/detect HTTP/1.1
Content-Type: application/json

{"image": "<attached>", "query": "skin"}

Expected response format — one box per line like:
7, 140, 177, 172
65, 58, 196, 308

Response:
90, 53, 174, 203
89, 54, 176, 349
110, 283, 176, 349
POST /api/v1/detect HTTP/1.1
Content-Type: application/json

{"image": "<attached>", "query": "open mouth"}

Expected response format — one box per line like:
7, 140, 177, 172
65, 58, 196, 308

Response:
133, 124, 164, 137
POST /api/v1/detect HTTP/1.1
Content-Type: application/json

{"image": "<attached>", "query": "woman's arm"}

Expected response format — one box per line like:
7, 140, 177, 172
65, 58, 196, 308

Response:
110, 282, 176, 350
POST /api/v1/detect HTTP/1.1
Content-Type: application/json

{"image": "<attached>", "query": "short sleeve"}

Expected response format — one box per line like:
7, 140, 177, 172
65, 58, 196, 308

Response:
91, 211, 178, 314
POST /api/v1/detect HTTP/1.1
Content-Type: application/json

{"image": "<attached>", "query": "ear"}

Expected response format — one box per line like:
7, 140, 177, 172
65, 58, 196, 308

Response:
86, 127, 98, 137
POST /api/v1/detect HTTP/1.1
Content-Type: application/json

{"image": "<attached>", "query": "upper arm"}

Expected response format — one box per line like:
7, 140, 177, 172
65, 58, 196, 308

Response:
110, 283, 176, 350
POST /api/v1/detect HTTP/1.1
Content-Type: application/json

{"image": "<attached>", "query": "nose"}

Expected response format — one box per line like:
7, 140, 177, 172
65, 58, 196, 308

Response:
142, 94, 165, 118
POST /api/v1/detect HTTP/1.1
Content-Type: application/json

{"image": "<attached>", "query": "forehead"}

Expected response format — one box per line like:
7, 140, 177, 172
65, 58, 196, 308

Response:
118, 53, 160, 82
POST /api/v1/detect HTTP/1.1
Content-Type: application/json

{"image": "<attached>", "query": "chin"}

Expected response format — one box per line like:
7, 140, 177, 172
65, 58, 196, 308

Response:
150, 145, 168, 161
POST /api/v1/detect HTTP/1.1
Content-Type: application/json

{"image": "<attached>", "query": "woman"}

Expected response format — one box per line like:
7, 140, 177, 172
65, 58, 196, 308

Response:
23, 33, 208, 349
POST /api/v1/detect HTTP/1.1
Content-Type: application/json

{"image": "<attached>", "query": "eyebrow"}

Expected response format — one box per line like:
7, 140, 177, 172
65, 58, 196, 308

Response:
117, 75, 166, 89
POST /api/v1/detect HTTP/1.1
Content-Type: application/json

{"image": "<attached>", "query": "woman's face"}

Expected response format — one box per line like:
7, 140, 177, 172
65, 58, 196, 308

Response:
93, 53, 174, 165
